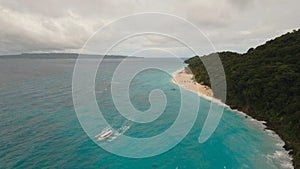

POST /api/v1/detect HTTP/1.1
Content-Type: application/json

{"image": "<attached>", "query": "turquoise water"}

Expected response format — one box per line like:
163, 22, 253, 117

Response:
0, 58, 292, 168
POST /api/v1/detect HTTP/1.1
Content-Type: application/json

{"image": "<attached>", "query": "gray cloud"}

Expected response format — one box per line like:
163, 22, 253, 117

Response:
0, 0, 299, 56
227, 0, 255, 10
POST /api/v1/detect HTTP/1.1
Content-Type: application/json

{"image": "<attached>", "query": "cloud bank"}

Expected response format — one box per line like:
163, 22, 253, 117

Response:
0, 0, 299, 56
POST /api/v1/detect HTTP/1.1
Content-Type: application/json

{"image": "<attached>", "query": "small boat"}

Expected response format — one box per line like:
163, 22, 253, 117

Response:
96, 129, 113, 141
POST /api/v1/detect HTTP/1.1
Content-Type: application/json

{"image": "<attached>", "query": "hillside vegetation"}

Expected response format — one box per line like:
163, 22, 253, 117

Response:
185, 29, 300, 168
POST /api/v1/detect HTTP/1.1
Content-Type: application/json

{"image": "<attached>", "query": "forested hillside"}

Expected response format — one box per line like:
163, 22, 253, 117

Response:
185, 29, 300, 168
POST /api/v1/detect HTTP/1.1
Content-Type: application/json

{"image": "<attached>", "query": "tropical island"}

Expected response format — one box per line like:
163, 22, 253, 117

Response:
181, 29, 300, 168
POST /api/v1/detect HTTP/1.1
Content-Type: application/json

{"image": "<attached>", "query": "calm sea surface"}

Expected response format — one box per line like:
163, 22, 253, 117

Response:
0, 57, 292, 168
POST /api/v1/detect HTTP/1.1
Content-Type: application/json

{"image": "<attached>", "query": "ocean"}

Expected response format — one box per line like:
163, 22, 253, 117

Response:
0, 57, 293, 169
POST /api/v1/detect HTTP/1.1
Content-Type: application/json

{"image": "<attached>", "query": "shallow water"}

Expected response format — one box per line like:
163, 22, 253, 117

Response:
0, 57, 292, 168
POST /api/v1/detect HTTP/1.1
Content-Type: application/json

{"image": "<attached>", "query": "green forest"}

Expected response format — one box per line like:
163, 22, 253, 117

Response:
185, 29, 300, 168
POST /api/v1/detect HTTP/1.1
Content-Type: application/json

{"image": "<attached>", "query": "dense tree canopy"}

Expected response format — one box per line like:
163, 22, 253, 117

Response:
185, 29, 300, 168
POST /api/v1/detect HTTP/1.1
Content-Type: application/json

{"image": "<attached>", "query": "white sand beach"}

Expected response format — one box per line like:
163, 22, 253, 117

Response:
172, 68, 213, 97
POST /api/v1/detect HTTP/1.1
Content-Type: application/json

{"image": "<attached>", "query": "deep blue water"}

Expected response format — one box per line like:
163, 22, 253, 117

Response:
0, 58, 292, 168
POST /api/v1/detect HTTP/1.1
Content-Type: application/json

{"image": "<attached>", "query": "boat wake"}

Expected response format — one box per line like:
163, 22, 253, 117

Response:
108, 123, 131, 142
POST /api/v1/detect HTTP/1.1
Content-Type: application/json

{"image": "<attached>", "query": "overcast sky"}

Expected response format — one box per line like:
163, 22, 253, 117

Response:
0, 0, 299, 57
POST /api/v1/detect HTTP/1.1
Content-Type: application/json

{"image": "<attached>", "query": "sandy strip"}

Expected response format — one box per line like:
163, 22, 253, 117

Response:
172, 68, 213, 98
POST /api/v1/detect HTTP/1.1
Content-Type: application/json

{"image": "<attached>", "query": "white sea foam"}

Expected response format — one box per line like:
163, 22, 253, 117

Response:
267, 150, 294, 169
231, 107, 293, 169
108, 123, 131, 142
264, 129, 294, 169
230, 107, 294, 169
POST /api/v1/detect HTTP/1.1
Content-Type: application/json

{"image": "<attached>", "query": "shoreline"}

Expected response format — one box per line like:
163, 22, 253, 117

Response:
172, 68, 213, 98
172, 68, 229, 107
172, 67, 294, 169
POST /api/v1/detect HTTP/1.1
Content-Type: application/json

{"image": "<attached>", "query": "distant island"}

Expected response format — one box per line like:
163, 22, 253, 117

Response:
0, 53, 139, 59
184, 29, 300, 168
